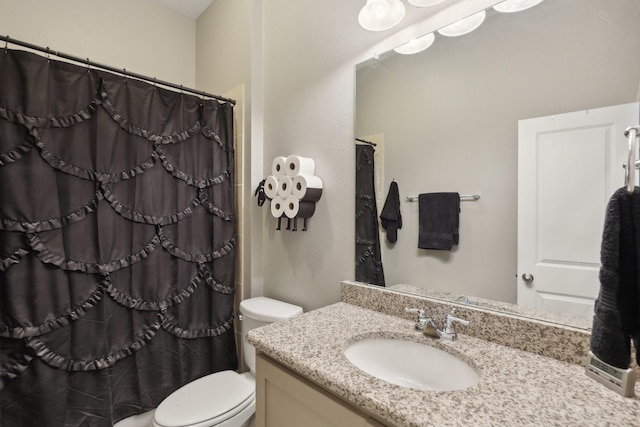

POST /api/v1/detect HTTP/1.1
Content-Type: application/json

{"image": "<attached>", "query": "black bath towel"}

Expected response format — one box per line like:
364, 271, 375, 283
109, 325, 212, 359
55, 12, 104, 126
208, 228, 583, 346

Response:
380, 181, 402, 243
591, 187, 640, 369
418, 192, 460, 251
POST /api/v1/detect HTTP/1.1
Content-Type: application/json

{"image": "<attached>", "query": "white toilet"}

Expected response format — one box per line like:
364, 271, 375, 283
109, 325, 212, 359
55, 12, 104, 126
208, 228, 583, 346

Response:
151, 297, 303, 427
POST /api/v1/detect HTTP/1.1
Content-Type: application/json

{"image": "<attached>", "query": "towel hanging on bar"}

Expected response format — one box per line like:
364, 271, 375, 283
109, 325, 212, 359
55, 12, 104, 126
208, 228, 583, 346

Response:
380, 181, 402, 243
418, 192, 460, 251
406, 194, 479, 202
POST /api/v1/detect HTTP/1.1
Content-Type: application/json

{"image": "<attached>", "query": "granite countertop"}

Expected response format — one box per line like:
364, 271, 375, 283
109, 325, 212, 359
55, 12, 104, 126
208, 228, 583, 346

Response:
247, 302, 640, 427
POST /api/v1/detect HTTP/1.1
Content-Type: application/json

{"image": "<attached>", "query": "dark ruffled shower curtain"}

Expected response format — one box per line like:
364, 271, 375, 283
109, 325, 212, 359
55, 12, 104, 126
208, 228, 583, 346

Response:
355, 144, 385, 286
0, 49, 237, 426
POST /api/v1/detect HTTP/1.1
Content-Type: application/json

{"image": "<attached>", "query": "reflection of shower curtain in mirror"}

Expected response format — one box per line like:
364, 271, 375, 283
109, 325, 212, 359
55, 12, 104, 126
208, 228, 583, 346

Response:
0, 49, 237, 426
355, 144, 385, 286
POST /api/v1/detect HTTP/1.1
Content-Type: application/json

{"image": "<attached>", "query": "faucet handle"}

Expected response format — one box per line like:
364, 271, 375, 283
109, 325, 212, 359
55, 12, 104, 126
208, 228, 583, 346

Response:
405, 307, 425, 317
445, 314, 470, 327
443, 310, 469, 339
405, 307, 428, 331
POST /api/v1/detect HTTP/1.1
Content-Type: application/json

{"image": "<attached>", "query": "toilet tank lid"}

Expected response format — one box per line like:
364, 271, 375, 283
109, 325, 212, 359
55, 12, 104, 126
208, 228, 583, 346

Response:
240, 297, 303, 322
153, 371, 254, 427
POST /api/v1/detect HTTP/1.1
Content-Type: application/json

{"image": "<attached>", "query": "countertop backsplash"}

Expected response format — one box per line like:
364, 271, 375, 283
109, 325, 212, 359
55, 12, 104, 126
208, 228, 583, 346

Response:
340, 280, 591, 366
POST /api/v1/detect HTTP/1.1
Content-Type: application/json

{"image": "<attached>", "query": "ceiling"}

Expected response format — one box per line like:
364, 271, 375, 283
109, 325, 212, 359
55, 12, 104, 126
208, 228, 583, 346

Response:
148, 0, 215, 20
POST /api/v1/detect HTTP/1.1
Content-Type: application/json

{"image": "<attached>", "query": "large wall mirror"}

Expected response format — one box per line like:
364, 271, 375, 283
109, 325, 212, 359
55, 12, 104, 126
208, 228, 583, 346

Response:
354, 0, 640, 329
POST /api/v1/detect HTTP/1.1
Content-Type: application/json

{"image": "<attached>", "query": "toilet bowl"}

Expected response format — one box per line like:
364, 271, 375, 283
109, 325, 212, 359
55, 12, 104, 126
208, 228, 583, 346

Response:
151, 297, 303, 427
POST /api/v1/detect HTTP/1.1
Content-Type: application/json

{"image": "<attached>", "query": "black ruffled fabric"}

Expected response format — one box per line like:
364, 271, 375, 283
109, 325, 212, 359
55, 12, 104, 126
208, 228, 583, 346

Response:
0, 272, 105, 338
34, 112, 158, 183
1, 190, 103, 232
0, 48, 237, 427
0, 247, 29, 271
355, 145, 385, 286
100, 82, 203, 145
106, 274, 199, 311
0, 99, 100, 130
25, 309, 165, 371
0, 337, 34, 388
161, 312, 234, 338
28, 229, 162, 274
103, 181, 200, 225
0, 120, 35, 165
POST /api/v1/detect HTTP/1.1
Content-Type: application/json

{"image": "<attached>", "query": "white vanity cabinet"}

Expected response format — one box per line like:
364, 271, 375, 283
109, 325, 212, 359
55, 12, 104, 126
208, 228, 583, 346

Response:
255, 353, 386, 427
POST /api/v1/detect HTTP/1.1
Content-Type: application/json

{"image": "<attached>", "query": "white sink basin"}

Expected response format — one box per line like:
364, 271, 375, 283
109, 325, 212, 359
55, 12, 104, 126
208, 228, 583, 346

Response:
343, 338, 479, 391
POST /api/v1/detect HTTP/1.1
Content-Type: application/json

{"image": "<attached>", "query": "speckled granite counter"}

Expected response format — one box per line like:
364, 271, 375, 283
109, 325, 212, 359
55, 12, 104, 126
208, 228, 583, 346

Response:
247, 302, 640, 427
342, 281, 591, 365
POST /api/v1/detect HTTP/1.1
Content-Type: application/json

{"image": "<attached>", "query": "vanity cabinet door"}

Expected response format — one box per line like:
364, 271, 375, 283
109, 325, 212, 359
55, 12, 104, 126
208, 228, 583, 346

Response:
256, 353, 386, 427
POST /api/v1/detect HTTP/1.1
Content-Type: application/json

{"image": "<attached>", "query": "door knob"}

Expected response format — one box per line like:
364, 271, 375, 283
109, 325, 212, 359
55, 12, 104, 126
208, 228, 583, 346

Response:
522, 273, 534, 284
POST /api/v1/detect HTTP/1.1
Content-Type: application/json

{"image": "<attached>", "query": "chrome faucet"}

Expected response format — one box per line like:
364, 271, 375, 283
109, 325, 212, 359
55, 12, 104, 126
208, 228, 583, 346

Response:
404, 308, 430, 331
441, 311, 470, 340
404, 308, 469, 340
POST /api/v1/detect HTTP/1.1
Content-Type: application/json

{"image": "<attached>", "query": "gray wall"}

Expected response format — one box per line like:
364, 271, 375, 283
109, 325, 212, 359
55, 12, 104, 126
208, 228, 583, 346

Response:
0, 0, 195, 86
356, 0, 640, 302
196, 0, 255, 301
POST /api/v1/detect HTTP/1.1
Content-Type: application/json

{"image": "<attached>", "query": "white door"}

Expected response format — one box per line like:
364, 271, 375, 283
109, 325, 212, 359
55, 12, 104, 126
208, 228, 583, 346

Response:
517, 102, 639, 317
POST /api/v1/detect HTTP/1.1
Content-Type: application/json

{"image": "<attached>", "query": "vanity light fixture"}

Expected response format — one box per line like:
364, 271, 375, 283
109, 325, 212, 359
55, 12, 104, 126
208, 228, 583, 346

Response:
493, 0, 544, 13
407, 0, 446, 7
358, 0, 406, 32
394, 32, 435, 55
437, 10, 486, 37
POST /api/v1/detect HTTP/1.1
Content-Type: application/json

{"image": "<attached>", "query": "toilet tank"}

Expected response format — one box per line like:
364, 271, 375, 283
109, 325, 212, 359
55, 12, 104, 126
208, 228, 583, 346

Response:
239, 297, 303, 374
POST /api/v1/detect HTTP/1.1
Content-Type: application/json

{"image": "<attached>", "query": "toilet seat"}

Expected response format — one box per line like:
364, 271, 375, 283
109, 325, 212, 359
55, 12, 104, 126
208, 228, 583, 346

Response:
153, 370, 255, 427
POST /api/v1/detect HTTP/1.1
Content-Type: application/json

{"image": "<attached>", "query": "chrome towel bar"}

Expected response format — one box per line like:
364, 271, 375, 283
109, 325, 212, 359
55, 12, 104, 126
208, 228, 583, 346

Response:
406, 194, 480, 202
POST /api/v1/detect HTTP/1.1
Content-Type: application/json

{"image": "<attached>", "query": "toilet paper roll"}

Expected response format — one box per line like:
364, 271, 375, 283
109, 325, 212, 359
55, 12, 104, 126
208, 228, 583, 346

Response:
291, 175, 323, 202
277, 176, 293, 198
272, 156, 287, 178
285, 155, 315, 177
270, 196, 285, 218
284, 195, 316, 219
264, 175, 279, 199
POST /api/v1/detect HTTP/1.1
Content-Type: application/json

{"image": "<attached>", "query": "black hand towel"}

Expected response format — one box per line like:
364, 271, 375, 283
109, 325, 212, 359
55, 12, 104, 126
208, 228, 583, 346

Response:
591, 187, 640, 368
418, 192, 460, 251
380, 181, 402, 243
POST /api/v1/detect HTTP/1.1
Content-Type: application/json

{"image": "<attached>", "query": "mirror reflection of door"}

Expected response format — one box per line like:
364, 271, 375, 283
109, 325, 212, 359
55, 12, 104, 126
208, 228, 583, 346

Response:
517, 102, 640, 317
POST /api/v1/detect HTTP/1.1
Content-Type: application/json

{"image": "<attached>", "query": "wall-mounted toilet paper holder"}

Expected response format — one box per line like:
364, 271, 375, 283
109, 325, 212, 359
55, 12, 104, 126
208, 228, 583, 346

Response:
277, 216, 310, 232
265, 155, 323, 231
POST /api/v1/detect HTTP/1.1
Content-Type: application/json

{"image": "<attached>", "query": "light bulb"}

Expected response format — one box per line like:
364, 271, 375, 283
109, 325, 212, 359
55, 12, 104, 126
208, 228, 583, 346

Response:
408, 0, 446, 7
493, 0, 544, 13
394, 33, 435, 55
437, 10, 486, 37
358, 0, 406, 32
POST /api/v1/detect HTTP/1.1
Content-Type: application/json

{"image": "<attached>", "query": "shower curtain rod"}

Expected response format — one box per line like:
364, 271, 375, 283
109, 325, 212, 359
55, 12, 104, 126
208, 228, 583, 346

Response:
1, 35, 236, 105
355, 138, 377, 146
